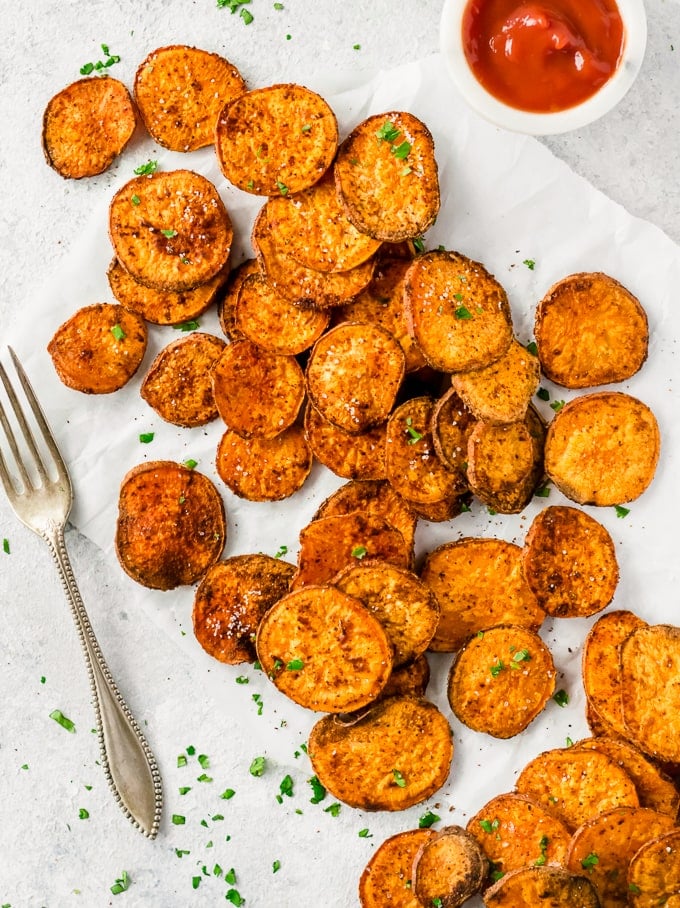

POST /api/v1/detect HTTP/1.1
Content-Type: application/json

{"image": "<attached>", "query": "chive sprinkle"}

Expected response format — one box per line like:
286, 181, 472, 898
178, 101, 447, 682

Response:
49, 709, 76, 733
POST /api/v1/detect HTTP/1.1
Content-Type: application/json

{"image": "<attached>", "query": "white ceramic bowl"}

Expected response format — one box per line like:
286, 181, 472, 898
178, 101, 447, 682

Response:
440, 0, 647, 134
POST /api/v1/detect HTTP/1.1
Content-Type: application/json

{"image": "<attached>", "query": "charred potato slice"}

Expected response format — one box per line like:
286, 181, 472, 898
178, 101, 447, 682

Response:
211, 340, 305, 439
192, 554, 295, 664
140, 332, 226, 427
108, 257, 228, 326
515, 746, 640, 832
431, 387, 478, 474
48, 303, 147, 394
451, 338, 540, 424
404, 250, 513, 373
115, 461, 226, 590
412, 825, 488, 908
621, 624, 680, 763
308, 695, 453, 810
215, 425, 312, 501
235, 272, 328, 355
468, 793, 572, 875
483, 866, 600, 907
109, 169, 233, 292
582, 610, 647, 739
521, 506, 619, 618
332, 560, 440, 666
306, 323, 405, 434
544, 391, 660, 506
215, 83, 338, 195
420, 538, 545, 653
304, 403, 387, 480
42, 76, 137, 179
255, 585, 393, 713
447, 624, 555, 738
565, 806, 675, 908
380, 654, 431, 700
216, 258, 258, 341
535, 271, 648, 389
134, 44, 246, 152
314, 479, 417, 551
359, 828, 437, 908
627, 829, 680, 908
334, 111, 440, 242
291, 512, 411, 589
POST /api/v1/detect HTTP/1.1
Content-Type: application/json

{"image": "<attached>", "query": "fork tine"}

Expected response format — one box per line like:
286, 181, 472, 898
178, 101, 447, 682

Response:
0, 364, 34, 491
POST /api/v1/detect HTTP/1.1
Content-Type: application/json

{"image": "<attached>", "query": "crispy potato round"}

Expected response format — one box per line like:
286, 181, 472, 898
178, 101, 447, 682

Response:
582, 610, 647, 739
448, 625, 555, 738
115, 461, 226, 590
628, 829, 680, 908
134, 45, 246, 152
216, 258, 258, 341
431, 388, 478, 474
420, 538, 545, 653
566, 807, 675, 908
315, 480, 417, 551
304, 403, 387, 480
413, 826, 488, 908
308, 695, 453, 810
466, 405, 546, 514
306, 323, 405, 434
483, 866, 601, 907
291, 513, 411, 589
334, 111, 440, 242
380, 654, 431, 700
192, 554, 295, 664
451, 338, 540, 424
107, 257, 228, 326
140, 332, 226, 426
109, 169, 233, 292
335, 258, 427, 373
42, 76, 137, 179
521, 505, 619, 618
359, 828, 437, 908
211, 340, 305, 439
621, 624, 680, 763
235, 272, 328, 355
332, 560, 440, 667
47, 303, 147, 394
216, 424, 312, 501
255, 585, 393, 713
544, 392, 660, 506
535, 272, 649, 389
515, 746, 640, 832
266, 173, 381, 273
215, 83, 338, 195
404, 251, 513, 373
468, 793, 572, 874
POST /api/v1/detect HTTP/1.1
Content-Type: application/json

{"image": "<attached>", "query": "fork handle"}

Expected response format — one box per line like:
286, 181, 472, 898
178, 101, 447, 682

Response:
45, 523, 163, 838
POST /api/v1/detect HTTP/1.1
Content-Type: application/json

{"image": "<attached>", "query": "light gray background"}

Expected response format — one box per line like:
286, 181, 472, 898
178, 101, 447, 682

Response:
1, 1, 679, 905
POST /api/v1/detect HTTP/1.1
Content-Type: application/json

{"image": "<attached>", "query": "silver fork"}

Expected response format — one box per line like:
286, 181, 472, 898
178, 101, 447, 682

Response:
0, 347, 162, 838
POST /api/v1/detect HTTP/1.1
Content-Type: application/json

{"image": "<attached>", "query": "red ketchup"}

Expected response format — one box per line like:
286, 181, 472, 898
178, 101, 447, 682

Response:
462, 0, 625, 113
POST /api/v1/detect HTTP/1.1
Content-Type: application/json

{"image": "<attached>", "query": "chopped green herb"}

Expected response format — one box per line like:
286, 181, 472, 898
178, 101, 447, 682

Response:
276, 181, 289, 196
286, 34, 292, 40
279, 774, 294, 798
308, 775, 326, 804
226, 891, 245, 907
273, 859, 281, 873
235, 676, 249, 685
461, 501, 471, 512
274, 2, 284, 7
197, 773, 212, 783
537, 387, 550, 401
535, 834, 549, 866
198, 753, 210, 770
240, 8, 253, 23
566, 736, 574, 747
628, 883, 641, 894
21, 763, 28, 770
40, 676, 46, 684
534, 484, 551, 498
301, 124, 312, 133
173, 320, 200, 331
510, 648, 531, 668
161, 228, 178, 238
286, 658, 304, 671
131, 194, 141, 206
172, 814, 186, 825
139, 432, 154, 444
110, 324, 126, 341
179, 786, 191, 796
177, 754, 188, 768
49, 709, 76, 733
133, 160, 158, 176
80, 44, 121, 76
324, 802, 341, 816
523, 259, 536, 270
353, 43, 361, 50
413, 237, 425, 254
274, 544, 288, 558
192, 877, 201, 890
553, 689, 569, 707
490, 660, 504, 678
418, 811, 440, 828
225, 868, 237, 885
581, 852, 599, 871
358, 828, 372, 838
110, 871, 130, 895
392, 769, 407, 788
376, 122, 401, 143
78, 808, 89, 819
351, 545, 368, 559
186, 746, 195, 757
405, 417, 424, 444
479, 818, 500, 834
253, 661, 262, 671
249, 756, 266, 777
491, 868, 505, 882
175, 848, 190, 858
221, 788, 236, 800
217, 0, 251, 11
453, 292, 464, 301
182, 458, 197, 470
252, 693, 263, 715
391, 140, 411, 160
454, 305, 473, 320
615, 505, 630, 518
2, 538, 9, 555
526, 341, 538, 356
550, 400, 566, 412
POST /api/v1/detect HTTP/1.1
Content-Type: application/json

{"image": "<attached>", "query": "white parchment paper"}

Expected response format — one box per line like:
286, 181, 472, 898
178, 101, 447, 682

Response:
8, 54, 680, 904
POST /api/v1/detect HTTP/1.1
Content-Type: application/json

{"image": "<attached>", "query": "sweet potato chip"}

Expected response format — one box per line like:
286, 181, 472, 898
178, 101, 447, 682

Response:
380, 654, 431, 700
134, 45, 246, 152
216, 258, 258, 341
304, 403, 387, 480
314, 479, 417, 551
42, 76, 137, 179
448, 624, 555, 738
116, 461, 226, 590
211, 339, 305, 438
413, 825, 488, 908
215, 83, 338, 195
256, 585, 393, 712
48, 303, 147, 394
109, 169, 233, 292
359, 828, 436, 908
192, 554, 295, 664
535, 272, 649, 389
483, 866, 600, 907
215, 424, 312, 501
420, 538, 545, 653
544, 391, 660, 506
404, 250, 513, 373
308, 695, 453, 810
140, 332, 226, 427
334, 111, 440, 242
521, 505, 619, 618
628, 829, 680, 908
431, 388, 477, 474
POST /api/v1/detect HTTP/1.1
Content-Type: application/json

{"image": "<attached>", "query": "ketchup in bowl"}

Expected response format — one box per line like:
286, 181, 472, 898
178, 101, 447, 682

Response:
462, 0, 625, 113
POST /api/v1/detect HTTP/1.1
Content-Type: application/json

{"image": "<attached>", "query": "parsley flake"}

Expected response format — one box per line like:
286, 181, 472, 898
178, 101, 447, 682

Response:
273, 859, 281, 873
173, 320, 200, 331
454, 305, 473, 320
249, 756, 266, 777
490, 660, 504, 678
615, 505, 630, 518
479, 818, 500, 834
286, 658, 304, 671
526, 341, 538, 356
226, 890, 245, 907
110, 871, 130, 895
139, 432, 154, 444
581, 852, 599, 871
276, 180, 289, 196
553, 689, 569, 707
537, 387, 550, 401
308, 775, 326, 804
133, 160, 158, 176
391, 140, 411, 160
161, 228, 178, 238
80, 44, 121, 76
131, 194, 141, 206
235, 676, 249, 685
550, 400, 566, 412
110, 324, 126, 341
358, 828, 373, 838
50, 709, 76, 733
2, 538, 9, 555
324, 802, 341, 816
221, 788, 236, 800
419, 811, 440, 828
78, 808, 89, 819
523, 259, 536, 270
413, 237, 425, 254
392, 769, 407, 788
351, 545, 368, 559
172, 814, 185, 825
534, 484, 551, 498
376, 122, 401, 143
274, 544, 288, 558
225, 868, 237, 885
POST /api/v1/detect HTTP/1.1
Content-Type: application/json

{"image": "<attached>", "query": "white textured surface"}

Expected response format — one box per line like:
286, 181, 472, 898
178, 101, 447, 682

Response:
1, 2, 680, 906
